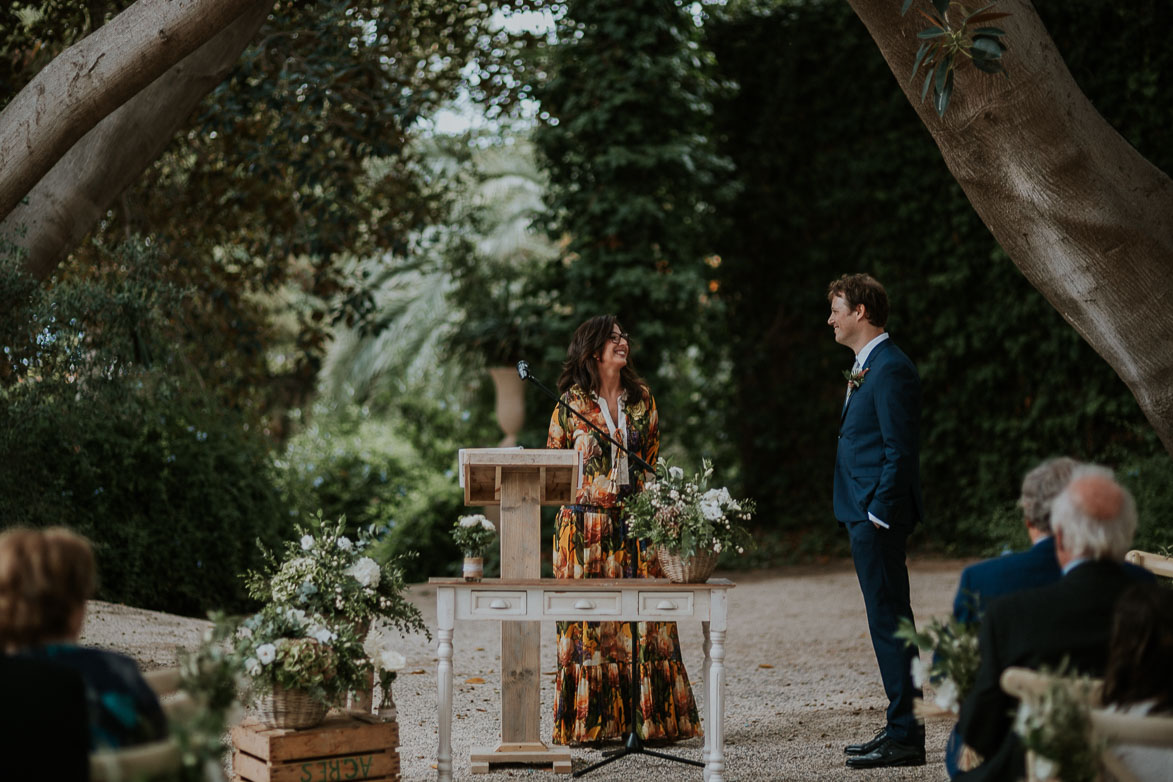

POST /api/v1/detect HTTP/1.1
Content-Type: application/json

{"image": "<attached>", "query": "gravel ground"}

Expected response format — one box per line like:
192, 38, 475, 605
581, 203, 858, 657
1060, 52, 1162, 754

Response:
81, 557, 973, 782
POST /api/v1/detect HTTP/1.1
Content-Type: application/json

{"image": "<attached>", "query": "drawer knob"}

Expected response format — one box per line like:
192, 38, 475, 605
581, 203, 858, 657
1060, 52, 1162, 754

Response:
655, 600, 678, 610
489, 599, 512, 609
573, 600, 596, 610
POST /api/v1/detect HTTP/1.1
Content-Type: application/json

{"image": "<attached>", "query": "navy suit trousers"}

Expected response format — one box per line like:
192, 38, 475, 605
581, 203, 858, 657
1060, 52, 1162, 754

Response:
846, 518, 923, 745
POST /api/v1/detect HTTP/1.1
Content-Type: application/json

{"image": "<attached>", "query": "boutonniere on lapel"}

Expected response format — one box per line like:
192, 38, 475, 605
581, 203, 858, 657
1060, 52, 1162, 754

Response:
843, 367, 869, 391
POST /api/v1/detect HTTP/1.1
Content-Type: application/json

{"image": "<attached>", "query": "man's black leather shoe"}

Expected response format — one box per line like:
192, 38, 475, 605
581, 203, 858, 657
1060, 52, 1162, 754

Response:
843, 728, 888, 756
844, 737, 926, 769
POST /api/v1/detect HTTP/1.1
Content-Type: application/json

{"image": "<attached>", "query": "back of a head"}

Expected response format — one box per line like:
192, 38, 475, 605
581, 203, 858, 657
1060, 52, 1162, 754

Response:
1103, 582, 1173, 711
1019, 456, 1080, 534
1050, 465, 1137, 561
0, 527, 96, 650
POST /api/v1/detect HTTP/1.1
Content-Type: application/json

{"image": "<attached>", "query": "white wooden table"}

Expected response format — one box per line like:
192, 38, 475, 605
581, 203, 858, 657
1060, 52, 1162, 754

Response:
431, 577, 734, 782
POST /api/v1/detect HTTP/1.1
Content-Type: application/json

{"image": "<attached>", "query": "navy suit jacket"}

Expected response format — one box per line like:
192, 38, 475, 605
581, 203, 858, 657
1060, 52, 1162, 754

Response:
952, 537, 1062, 625
834, 339, 923, 529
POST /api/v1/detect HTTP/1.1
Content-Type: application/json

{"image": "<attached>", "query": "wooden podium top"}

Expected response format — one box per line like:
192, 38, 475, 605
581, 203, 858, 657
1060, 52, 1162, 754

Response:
459, 448, 582, 506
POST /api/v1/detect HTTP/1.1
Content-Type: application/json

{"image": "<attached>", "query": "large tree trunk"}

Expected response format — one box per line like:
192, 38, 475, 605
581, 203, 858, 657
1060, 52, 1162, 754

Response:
847, 0, 1173, 453
0, 0, 271, 281
0, 0, 266, 221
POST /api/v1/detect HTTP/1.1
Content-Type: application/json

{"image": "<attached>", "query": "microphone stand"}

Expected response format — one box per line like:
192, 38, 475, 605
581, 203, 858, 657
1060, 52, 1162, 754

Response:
515, 361, 703, 777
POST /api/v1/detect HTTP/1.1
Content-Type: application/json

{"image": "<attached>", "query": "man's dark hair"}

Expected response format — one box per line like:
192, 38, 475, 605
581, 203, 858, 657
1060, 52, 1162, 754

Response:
827, 273, 889, 328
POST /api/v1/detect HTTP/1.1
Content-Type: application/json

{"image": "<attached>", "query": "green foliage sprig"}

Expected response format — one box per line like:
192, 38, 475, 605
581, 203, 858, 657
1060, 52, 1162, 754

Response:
245, 513, 427, 639
903, 0, 1010, 116
624, 460, 754, 558
451, 514, 497, 556
896, 614, 981, 713
1013, 664, 1103, 782
169, 618, 245, 780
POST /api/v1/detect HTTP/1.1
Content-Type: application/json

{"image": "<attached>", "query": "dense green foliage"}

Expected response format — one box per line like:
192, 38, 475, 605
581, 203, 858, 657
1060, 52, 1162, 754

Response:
707, 0, 1173, 555
0, 243, 289, 614
530, 0, 738, 466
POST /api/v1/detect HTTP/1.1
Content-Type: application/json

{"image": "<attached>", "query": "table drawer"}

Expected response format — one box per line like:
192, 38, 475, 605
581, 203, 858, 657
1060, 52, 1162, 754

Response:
543, 591, 622, 617
638, 591, 694, 617
468, 590, 527, 617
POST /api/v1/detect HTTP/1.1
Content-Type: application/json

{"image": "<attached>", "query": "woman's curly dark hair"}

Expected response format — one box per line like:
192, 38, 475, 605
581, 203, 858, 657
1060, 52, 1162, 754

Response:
556, 314, 648, 401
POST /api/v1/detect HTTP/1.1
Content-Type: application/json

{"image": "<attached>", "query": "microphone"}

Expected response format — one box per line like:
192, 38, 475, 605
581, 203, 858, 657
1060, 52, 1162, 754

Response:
515, 359, 655, 475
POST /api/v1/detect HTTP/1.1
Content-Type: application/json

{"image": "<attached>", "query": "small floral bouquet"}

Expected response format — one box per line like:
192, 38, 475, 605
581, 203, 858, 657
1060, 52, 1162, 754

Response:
245, 512, 426, 638
1013, 666, 1102, 782
452, 513, 497, 556
623, 460, 754, 559
233, 603, 370, 704
363, 618, 407, 715
895, 614, 980, 714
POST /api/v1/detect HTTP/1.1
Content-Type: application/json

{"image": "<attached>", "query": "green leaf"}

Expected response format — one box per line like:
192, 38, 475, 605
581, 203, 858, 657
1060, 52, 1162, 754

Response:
921, 66, 935, 102
972, 58, 1004, 74
933, 0, 951, 15
918, 27, 946, 38
901, 0, 916, 15
972, 26, 1007, 37
968, 11, 1012, 24
933, 56, 952, 95
963, 2, 997, 20
971, 38, 1003, 59
935, 69, 955, 117
911, 42, 932, 79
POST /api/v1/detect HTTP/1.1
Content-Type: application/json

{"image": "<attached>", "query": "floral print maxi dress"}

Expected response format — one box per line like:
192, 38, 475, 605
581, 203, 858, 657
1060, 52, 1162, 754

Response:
547, 384, 702, 745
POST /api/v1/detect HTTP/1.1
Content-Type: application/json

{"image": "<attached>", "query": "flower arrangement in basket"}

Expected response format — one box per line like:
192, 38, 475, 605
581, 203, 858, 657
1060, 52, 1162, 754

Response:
623, 460, 754, 582
451, 514, 497, 581
1013, 665, 1102, 782
895, 613, 980, 714
233, 603, 369, 729
245, 512, 427, 638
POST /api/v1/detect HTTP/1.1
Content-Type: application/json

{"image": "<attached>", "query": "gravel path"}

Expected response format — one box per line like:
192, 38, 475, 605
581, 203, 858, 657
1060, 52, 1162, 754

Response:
81, 557, 973, 781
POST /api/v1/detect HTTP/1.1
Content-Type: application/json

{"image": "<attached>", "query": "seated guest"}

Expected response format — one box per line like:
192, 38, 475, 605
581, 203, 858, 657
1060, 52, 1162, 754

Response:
955, 465, 1153, 782
0, 527, 167, 750
952, 456, 1077, 625
1101, 582, 1173, 782
944, 456, 1076, 776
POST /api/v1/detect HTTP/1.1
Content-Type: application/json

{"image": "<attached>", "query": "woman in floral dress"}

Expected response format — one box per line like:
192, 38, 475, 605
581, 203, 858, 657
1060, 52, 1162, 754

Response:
546, 314, 701, 746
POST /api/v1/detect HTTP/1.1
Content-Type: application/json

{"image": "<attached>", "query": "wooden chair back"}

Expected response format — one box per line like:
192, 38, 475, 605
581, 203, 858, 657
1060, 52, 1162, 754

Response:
1124, 550, 1173, 579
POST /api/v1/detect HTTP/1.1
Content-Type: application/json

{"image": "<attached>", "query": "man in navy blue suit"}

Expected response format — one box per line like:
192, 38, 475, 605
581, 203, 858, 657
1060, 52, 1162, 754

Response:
827, 273, 926, 769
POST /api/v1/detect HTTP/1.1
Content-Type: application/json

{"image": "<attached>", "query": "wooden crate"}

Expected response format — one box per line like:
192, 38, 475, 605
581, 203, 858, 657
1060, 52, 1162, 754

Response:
232, 714, 400, 782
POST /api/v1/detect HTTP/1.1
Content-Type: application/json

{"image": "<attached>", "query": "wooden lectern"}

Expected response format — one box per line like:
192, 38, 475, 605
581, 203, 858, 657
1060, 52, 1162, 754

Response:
460, 448, 582, 773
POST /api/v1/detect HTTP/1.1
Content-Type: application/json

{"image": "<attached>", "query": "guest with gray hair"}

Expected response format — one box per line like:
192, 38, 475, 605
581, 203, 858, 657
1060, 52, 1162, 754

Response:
954, 465, 1154, 782
943, 457, 1077, 777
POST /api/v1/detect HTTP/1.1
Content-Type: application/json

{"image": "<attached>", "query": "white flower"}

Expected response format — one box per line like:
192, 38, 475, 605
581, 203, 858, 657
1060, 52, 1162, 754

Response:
236, 626, 253, 640
245, 657, 261, 676
1032, 755, 1058, 781
337, 536, 353, 551
910, 656, 930, 689
459, 514, 489, 528
669, 466, 684, 480
932, 677, 960, 713
347, 556, 381, 588
480, 518, 496, 532
713, 540, 723, 553
377, 649, 406, 672
309, 625, 336, 644
300, 535, 314, 550
700, 497, 723, 521
285, 607, 307, 626
256, 644, 277, 665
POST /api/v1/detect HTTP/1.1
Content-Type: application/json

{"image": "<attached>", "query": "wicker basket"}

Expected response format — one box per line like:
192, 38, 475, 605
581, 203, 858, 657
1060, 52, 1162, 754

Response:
254, 685, 329, 730
656, 545, 719, 583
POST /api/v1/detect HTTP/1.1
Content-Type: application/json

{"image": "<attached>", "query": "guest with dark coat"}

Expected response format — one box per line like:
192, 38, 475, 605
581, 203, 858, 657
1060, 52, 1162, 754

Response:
0, 527, 167, 751
955, 465, 1154, 782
